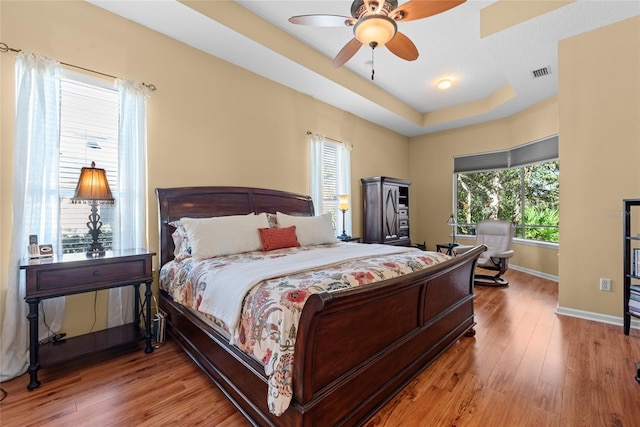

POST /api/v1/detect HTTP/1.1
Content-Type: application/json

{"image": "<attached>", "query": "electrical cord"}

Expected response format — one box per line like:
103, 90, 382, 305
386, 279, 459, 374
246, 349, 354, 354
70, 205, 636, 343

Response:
39, 301, 67, 345
0, 387, 7, 402
89, 291, 97, 333
39, 300, 56, 343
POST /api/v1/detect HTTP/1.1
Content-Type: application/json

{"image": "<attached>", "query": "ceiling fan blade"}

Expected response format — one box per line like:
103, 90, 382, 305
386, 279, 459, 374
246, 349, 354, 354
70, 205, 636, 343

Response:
386, 32, 419, 61
390, 0, 466, 22
332, 38, 362, 68
289, 14, 356, 27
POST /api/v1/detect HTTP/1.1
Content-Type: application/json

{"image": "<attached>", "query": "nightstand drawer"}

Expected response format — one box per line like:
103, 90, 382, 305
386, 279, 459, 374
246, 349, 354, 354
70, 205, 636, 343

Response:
27, 258, 149, 295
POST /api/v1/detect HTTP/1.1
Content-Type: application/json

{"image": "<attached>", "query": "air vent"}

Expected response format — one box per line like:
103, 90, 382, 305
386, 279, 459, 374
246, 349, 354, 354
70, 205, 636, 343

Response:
531, 66, 552, 79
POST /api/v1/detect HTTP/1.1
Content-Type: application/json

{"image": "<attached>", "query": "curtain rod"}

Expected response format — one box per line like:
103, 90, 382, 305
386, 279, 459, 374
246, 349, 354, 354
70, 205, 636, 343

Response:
0, 42, 157, 92
306, 131, 346, 145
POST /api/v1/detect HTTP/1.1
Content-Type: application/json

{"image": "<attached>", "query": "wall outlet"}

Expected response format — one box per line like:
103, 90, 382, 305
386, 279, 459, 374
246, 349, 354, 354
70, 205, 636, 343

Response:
599, 278, 612, 292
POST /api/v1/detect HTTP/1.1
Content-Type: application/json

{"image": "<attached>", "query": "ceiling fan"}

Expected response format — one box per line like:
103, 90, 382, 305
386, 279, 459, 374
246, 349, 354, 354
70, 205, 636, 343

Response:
289, 0, 466, 71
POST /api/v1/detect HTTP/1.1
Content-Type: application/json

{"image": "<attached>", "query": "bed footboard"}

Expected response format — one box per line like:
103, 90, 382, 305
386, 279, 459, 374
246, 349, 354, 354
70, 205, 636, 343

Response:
292, 244, 484, 426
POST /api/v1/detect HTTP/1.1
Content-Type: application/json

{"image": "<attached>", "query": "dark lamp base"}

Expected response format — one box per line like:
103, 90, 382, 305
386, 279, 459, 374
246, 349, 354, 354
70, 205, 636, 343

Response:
85, 203, 107, 257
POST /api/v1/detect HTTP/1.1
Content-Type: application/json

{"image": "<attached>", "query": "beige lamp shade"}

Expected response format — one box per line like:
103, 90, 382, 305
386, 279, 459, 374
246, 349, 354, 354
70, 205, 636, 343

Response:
339, 194, 350, 211
71, 161, 115, 204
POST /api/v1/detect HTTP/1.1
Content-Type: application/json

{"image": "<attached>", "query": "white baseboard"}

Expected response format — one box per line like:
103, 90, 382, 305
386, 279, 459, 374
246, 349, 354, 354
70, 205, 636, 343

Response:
509, 264, 558, 282
556, 306, 640, 330
504, 266, 639, 331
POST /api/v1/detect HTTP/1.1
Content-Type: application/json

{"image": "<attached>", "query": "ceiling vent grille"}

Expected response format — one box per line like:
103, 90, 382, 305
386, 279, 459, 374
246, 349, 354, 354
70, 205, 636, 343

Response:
531, 66, 552, 79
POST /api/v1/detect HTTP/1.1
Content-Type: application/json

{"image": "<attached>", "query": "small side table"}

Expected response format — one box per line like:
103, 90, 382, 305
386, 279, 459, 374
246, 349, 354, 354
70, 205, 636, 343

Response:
340, 236, 362, 243
436, 243, 459, 255
21, 248, 155, 391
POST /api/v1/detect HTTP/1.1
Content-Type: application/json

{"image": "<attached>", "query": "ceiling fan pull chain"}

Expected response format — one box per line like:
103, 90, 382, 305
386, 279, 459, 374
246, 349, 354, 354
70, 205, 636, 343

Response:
371, 48, 375, 80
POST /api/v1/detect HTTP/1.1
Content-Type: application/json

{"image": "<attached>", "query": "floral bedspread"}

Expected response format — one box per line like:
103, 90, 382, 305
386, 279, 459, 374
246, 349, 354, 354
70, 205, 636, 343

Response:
159, 243, 449, 416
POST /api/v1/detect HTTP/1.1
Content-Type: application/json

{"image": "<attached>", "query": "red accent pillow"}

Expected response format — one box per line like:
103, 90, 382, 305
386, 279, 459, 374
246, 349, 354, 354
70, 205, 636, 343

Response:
259, 226, 301, 251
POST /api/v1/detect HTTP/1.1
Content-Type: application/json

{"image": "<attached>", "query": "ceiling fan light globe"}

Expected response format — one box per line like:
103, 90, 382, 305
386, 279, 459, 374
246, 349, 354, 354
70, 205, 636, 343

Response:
354, 15, 397, 47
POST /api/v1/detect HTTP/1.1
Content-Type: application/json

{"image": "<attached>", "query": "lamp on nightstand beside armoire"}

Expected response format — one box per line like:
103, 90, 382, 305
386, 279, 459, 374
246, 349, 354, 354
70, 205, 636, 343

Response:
337, 194, 351, 241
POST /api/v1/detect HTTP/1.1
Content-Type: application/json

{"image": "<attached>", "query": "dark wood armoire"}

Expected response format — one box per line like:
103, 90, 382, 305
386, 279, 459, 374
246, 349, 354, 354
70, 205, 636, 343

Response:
361, 176, 411, 246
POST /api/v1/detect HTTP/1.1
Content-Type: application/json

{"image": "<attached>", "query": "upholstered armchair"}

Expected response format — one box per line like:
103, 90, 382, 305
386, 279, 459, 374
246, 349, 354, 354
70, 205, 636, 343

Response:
454, 220, 514, 286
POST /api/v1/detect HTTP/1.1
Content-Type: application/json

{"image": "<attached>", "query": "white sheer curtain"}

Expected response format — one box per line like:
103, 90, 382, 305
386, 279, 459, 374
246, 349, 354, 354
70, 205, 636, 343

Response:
309, 134, 352, 234
107, 80, 149, 327
309, 134, 325, 214
0, 53, 65, 381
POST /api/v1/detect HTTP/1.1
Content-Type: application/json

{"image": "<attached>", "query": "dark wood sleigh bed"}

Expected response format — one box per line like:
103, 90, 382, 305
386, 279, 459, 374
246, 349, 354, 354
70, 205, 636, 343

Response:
156, 186, 485, 426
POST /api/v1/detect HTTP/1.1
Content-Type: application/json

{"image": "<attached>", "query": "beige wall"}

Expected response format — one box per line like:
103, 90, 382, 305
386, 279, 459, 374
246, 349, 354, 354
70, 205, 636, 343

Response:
408, 96, 560, 276
0, 1, 409, 335
1, 2, 637, 337
558, 16, 640, 316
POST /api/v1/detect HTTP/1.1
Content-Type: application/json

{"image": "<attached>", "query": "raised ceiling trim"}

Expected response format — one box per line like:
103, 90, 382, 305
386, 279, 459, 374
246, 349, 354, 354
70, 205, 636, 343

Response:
480, 0, 576, 38
422, 84, 516, 127
181, 0, 423, 126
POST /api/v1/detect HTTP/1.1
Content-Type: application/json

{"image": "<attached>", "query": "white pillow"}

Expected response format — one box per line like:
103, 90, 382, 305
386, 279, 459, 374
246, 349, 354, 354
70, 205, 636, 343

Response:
180, 213, 270, 259
276, 212, 337, 246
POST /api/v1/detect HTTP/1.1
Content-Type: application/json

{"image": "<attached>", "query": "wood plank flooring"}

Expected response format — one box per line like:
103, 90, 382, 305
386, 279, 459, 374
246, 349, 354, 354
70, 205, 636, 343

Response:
1, 270, 639, 426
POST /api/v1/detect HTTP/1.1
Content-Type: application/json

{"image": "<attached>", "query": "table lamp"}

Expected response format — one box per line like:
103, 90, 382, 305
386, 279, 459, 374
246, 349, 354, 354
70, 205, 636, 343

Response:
338, 194, 351, 240
71, 161, 115, 257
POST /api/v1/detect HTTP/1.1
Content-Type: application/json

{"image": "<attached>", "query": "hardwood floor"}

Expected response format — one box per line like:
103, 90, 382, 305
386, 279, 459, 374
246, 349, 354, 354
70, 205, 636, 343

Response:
2, 270, 639, 426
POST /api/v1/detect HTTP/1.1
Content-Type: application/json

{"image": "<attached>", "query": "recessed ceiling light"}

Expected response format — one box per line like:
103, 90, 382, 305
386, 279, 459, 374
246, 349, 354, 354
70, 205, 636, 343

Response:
438, 79, 452, 90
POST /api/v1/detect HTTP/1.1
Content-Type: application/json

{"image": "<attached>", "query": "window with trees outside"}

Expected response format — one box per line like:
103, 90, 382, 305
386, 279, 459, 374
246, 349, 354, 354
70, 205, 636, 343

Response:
59, 72, 119, 253
454, 136, 559, 243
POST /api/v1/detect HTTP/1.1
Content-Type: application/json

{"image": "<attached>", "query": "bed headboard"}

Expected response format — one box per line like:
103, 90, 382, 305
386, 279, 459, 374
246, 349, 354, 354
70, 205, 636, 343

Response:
156, 186, 315, 267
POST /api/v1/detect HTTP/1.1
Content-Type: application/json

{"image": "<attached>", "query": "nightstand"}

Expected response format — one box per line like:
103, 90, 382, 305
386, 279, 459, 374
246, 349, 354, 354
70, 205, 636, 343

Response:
339, 236, 362, 243
436, 243, 459, 255
21, 249, 155, 391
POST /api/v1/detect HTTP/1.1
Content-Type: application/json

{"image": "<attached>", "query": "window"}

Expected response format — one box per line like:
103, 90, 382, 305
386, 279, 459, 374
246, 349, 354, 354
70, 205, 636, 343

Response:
309, 136, 351, 235
454, 136, 559, 243
59, 73, 119, 253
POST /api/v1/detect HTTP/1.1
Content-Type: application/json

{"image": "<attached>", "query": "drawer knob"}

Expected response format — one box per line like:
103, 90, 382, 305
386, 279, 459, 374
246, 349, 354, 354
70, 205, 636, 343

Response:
93, 271, 101, 277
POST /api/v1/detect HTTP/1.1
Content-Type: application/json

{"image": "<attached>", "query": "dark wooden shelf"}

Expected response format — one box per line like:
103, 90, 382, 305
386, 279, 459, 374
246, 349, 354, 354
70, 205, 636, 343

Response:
39, 324, 143, 366
627, 311, 640, 320
622, 199, 640, 384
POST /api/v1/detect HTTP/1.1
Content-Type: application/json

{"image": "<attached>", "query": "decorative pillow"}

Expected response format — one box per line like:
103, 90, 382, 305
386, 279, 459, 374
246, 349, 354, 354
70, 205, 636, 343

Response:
276, 212, 337, 246
180, 213, 270, 259
265, 212, 278, 228
169, 220, 190, 257
259, 226, 300, 251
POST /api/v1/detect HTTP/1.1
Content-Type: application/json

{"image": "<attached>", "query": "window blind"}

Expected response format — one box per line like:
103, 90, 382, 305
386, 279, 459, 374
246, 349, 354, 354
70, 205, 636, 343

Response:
321, 143, 339, 225
510, 135, 559, 167
454, 135, 558, 173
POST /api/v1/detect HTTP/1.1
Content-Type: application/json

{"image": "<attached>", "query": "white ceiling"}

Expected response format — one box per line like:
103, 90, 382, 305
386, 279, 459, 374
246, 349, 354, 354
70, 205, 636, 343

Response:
90, 0, 640, 137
